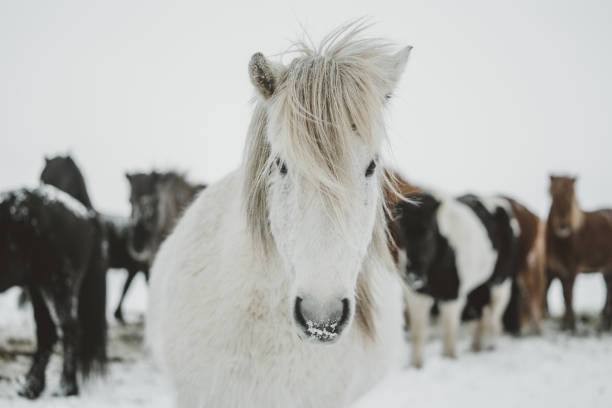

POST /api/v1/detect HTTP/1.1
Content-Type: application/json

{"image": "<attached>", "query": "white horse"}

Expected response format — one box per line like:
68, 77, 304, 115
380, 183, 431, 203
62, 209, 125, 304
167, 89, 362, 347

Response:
146, 24, 412, 408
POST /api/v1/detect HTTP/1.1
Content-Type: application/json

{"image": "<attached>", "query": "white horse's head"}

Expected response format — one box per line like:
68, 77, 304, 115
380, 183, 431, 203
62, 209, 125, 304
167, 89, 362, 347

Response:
244, 23, 411, 344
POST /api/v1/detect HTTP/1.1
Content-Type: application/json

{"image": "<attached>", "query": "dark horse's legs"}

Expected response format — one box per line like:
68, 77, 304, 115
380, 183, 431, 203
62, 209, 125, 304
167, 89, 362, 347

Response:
114, 269, 137, 323
560, 274, 576, 331
18, 288, 57, 399
600, 272, 612, 331
51, 286, 81, 396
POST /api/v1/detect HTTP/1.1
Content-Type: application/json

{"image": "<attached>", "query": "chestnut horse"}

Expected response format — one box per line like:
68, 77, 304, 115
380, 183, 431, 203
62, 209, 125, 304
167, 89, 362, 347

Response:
504, 197, 547, 334
546, 175, 612, 331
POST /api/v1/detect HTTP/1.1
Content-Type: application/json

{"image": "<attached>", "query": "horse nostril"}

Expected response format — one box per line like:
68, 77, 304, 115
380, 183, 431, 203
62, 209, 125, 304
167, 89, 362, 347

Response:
338, 298, 350, 327
294, 297, 307, 329
293, 297, 352, 343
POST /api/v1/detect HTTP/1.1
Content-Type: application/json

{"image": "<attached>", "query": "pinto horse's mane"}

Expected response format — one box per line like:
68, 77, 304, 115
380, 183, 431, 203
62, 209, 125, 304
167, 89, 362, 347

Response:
243, 22, 407, 337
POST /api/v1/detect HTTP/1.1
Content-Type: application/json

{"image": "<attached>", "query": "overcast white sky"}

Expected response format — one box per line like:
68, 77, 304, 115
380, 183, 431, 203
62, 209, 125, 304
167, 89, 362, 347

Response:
1, 0, 611, 216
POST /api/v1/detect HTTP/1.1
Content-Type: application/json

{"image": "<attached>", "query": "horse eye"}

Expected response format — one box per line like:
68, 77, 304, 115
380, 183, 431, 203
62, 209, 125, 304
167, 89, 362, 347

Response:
365, 160, 376, 177
351, 124, 357, 131
275, 158, 288, 175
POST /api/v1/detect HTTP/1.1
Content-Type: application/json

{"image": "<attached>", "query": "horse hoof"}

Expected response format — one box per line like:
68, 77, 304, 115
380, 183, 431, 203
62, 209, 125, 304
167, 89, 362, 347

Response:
561, 317, 576, 332
17, 380, 44, 399
597, 320, 612, 332
53, 381, 79, 397
114, 310, 126, 324
410, 357, 423, 369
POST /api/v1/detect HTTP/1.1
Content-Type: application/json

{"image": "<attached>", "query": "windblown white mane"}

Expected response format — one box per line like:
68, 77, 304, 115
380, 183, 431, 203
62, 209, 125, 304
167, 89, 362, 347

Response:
147, 22, 411, 408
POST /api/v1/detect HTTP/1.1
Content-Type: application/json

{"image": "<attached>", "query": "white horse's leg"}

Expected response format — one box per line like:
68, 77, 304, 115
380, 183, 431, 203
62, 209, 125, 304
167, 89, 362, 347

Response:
439, 298, 465, 359
488, 279, 512, 348
404, 287, 432, 368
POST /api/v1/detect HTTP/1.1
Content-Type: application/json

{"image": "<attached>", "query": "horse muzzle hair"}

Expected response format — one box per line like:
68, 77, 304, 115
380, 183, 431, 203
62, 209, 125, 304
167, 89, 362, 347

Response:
293, 295, 353, 344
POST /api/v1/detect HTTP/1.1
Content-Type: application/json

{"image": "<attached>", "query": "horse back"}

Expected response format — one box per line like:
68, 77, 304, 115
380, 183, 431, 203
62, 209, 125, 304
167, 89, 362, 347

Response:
457, 194, 518, 285
1, 188, 99, 284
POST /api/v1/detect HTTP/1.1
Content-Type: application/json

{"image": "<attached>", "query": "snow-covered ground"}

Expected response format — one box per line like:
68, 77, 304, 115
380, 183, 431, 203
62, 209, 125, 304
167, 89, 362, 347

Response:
1, 272, 611, 407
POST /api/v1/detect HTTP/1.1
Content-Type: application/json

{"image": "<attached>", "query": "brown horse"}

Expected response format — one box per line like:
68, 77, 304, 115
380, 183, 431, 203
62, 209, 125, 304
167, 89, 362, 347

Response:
546, 175, 612, 331
505, 197, 547, 334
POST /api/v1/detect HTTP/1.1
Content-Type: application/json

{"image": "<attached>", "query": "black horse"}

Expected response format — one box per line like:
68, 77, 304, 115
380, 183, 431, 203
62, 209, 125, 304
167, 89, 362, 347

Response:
41, 155, 148, 323
125, 171, 205, 266
40, 155, 93, 210
102, 214, 149, 322
0, 186, 107, 398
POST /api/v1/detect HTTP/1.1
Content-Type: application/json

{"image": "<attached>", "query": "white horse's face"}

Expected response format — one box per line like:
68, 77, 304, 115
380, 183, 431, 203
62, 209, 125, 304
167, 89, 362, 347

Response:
267, 141, 380, 344
247, 38, 411, 344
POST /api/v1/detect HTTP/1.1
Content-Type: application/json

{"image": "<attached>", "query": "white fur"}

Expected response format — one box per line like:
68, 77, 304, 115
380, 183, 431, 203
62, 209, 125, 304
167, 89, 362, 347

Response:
473, 279, 512, 350
147, 171, 406, 407
437, 196, 497, 296
403, 286, 432, 368
439, 298, 466, 358
267, 141, 378, 333
146, 24, 411, 407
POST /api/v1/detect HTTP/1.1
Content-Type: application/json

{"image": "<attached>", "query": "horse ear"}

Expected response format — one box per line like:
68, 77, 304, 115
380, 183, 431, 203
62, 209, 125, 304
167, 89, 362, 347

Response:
125, 172, 133, 183
249, 52, 279, 99
44, 156, 50, 163
385, 46, 412, 97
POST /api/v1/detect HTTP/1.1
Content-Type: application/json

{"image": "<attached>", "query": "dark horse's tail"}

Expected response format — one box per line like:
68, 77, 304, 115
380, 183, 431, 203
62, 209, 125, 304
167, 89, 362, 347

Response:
78, 216, 108, 377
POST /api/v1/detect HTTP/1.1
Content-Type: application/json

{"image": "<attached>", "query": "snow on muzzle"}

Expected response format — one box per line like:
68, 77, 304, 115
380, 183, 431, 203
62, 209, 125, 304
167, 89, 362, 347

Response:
293, 296, 352, 344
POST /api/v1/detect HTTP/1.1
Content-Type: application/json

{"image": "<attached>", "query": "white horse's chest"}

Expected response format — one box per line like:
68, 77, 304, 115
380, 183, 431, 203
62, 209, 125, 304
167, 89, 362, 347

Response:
192, 278, 366, 407
147, 172, 405, 408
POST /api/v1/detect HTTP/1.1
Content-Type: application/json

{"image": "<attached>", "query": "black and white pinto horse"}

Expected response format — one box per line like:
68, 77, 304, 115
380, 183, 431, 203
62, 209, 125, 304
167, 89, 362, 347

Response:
394, 191, 517, 367
41, 155, 149, 322
0, 186, 107, 398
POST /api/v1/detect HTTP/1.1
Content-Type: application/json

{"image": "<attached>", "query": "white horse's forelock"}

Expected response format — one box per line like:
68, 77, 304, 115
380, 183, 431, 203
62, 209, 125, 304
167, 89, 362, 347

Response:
244, 22, 404, 269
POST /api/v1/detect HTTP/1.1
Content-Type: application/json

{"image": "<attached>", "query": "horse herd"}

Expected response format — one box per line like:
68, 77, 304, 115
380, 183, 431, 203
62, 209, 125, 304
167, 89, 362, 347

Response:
1, 23, 612, 407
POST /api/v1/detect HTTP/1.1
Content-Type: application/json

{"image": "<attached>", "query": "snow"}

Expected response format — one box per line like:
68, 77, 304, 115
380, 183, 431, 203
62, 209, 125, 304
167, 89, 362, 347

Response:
0, 185, 92, 220
37, 184, 92, 218
0, 272, 171, 408
1, 272, 610, 407
305, 320, 339, 341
